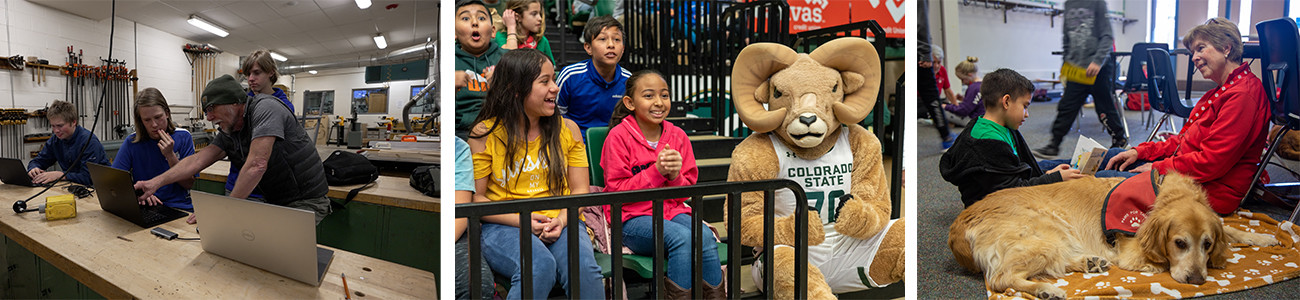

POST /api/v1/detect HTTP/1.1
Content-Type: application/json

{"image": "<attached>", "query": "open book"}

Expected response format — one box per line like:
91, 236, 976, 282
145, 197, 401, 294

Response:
1069, 135, 1108, 175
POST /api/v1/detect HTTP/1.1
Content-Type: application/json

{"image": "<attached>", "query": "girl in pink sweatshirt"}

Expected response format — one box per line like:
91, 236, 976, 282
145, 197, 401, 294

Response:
600, 70, 722, 296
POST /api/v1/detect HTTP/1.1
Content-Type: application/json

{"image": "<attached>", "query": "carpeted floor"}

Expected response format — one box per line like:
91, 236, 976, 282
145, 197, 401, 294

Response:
916, 95, 1300, 299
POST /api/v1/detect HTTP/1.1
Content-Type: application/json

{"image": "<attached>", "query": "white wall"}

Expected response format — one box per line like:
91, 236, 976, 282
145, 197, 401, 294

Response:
931, 0, 1149, 84
0, 0, 238, 156
286, 64, 435, 125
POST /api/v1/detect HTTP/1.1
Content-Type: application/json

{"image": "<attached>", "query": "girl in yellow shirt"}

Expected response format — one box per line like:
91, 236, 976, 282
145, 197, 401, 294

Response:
466, 49, 603, 299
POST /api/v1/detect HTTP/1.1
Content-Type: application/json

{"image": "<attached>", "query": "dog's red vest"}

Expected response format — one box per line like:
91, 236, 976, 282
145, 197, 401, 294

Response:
1102, 171, 1161, 244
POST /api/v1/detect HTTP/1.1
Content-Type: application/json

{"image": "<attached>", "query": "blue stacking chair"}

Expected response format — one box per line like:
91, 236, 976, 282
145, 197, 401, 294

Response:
1122, 43, 1170, 128
1142, 48, 1194, 143
1246, 17, 1300, 223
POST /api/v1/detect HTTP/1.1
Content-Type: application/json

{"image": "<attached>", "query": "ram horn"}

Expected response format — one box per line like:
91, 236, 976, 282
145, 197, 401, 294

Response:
732, 43, 798, 133
810, 38, 880, 125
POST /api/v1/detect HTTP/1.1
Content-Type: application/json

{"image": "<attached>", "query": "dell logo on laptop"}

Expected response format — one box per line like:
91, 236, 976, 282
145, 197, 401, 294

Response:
242, 229, 256, 241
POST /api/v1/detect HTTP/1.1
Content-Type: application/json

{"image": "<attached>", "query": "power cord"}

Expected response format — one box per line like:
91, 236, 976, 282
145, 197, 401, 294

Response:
65, 185, 93, 198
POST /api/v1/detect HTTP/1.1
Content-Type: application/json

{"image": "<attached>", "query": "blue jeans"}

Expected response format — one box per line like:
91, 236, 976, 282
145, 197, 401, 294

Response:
622, 214, 722, 289
481, 221, 605, 300
1039, 147, 1144, 178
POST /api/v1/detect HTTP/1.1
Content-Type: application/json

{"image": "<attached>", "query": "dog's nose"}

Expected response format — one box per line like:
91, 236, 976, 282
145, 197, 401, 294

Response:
1185, 275, 1206, 285
798, 115, 817, 125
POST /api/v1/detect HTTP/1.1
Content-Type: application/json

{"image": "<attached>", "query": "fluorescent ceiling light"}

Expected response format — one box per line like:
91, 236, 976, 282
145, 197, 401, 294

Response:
374, 34, 387, 49
308, 70, 318, 75
187, 15, 228, 37
269, 52, 287, 62
356, 0, 371, 9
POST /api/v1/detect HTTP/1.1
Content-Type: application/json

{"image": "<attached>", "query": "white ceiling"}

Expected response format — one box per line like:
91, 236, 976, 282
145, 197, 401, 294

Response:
28, 0, 438, 64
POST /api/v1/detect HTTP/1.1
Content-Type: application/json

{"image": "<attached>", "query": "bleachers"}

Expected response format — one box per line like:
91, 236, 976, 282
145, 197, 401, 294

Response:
482, 1, 904, 298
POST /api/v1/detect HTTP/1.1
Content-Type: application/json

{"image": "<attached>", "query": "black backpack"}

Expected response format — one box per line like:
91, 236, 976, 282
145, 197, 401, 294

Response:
410, 165, 439, 197
322, 150, 379, 209
323, 150, 379, 185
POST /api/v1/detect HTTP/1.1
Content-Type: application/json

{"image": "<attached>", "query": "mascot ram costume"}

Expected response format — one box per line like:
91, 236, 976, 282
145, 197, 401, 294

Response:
725, 38, 905, 299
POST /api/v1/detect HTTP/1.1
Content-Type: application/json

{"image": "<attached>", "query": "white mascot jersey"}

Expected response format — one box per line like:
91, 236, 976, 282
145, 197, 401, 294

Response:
753, 128, 896, 292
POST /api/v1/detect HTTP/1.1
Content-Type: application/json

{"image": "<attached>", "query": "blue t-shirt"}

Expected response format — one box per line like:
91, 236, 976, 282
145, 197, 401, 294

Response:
454, 137, 473, 192
112, 130, 197, 210
28, 126, 109, 185
556, 59, 631, 136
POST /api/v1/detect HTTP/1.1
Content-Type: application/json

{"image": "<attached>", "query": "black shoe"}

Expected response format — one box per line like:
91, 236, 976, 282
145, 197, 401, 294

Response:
1032, 144, 1060, 158
1111, 138, 1129, 149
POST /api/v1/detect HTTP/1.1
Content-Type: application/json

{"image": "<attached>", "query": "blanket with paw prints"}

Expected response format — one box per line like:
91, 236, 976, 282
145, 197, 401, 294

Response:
988, 210, 1300, 299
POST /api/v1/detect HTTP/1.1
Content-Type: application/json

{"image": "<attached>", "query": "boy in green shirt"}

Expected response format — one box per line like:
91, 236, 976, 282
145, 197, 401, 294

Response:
939, 68, 1085, 206
454, 0, 507, 139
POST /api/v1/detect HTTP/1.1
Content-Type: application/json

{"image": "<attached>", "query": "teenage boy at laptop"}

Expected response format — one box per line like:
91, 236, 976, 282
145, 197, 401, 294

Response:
27, 100, 109, 185
135, 75, 331, 224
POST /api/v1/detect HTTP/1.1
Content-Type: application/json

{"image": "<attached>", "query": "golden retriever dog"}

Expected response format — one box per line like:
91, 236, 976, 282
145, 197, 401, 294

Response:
948, 172, 1279, 299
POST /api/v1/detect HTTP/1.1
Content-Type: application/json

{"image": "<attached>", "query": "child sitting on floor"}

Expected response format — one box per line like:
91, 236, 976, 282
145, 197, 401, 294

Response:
940, 68, 1086, 206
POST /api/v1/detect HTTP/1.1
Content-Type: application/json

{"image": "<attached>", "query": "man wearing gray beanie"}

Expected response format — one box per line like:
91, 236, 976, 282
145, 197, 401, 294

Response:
135, 74, 330, 224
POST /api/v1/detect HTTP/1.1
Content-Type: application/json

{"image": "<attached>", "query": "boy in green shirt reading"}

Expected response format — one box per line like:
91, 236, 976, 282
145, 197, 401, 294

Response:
939, 68, 1086, 206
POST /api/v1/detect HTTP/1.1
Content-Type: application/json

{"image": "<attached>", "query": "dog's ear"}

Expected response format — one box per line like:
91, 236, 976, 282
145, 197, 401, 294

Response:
1209, 223, 1231, 269
1138, 210, 1170, 265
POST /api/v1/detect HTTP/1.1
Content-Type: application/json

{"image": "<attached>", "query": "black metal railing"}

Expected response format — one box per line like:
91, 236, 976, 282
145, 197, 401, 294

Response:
458, 179, 811, 299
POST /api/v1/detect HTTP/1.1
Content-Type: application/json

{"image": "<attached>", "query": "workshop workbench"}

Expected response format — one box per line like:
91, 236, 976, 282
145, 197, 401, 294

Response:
0, 184, 436, 299
194, 160, 441, 275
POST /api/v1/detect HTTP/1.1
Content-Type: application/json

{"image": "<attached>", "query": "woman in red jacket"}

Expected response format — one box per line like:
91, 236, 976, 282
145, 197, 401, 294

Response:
600, 70, 722, 298
1107, 17, 1270, 214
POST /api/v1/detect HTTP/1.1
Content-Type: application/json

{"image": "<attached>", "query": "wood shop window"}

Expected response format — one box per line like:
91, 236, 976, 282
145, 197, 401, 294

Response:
303, 91, 335, 115
351, 88, 387, 115
410, 85, 434, 114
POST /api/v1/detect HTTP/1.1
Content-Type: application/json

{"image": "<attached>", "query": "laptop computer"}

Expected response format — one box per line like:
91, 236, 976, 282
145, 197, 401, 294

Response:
86, 163, 189, 227
0, 158, 42, 187
191, 191, 334, 286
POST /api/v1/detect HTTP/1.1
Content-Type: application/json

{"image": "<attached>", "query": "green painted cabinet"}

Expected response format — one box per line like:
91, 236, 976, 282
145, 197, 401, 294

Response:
2, 236, 103, 299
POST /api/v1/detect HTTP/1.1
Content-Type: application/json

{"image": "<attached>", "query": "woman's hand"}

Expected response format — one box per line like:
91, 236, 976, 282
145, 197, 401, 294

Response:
538, 213, 567, 244
1130, 162, 1154, 173
529, 213, 551, 236
1106, 149, 1141, 171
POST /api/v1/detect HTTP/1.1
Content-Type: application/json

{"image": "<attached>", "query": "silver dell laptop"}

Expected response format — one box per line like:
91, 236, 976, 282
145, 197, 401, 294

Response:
191, 191, 334, 286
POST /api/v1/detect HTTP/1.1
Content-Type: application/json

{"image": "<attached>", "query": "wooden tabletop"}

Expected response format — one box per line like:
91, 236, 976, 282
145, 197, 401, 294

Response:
198, 160, 439, 212
0, 185, 437, 299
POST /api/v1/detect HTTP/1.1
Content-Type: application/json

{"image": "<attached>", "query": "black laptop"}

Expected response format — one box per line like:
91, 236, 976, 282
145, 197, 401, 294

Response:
0, 158, 42, 187
86, 163, 189, 227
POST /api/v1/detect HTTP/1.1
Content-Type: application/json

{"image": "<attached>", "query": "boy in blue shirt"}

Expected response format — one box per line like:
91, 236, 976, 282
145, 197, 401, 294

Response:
27, 100, 108, 185
556, 15, 632, 137
112, 88, 197, 210
939, 69, 1085, 206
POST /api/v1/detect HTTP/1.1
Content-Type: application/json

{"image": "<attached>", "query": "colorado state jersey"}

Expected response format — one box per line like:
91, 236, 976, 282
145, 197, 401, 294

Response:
770, 128, 854, 225
756, 128, 893, 292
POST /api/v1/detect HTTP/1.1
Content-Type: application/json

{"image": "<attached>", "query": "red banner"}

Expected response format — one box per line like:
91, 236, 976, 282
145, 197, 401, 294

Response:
787, 0, 906, 38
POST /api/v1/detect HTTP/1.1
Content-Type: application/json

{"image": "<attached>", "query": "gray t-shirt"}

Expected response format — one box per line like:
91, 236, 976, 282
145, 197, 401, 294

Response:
1063, 0, 1113, 67
212, 94, 328, 205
